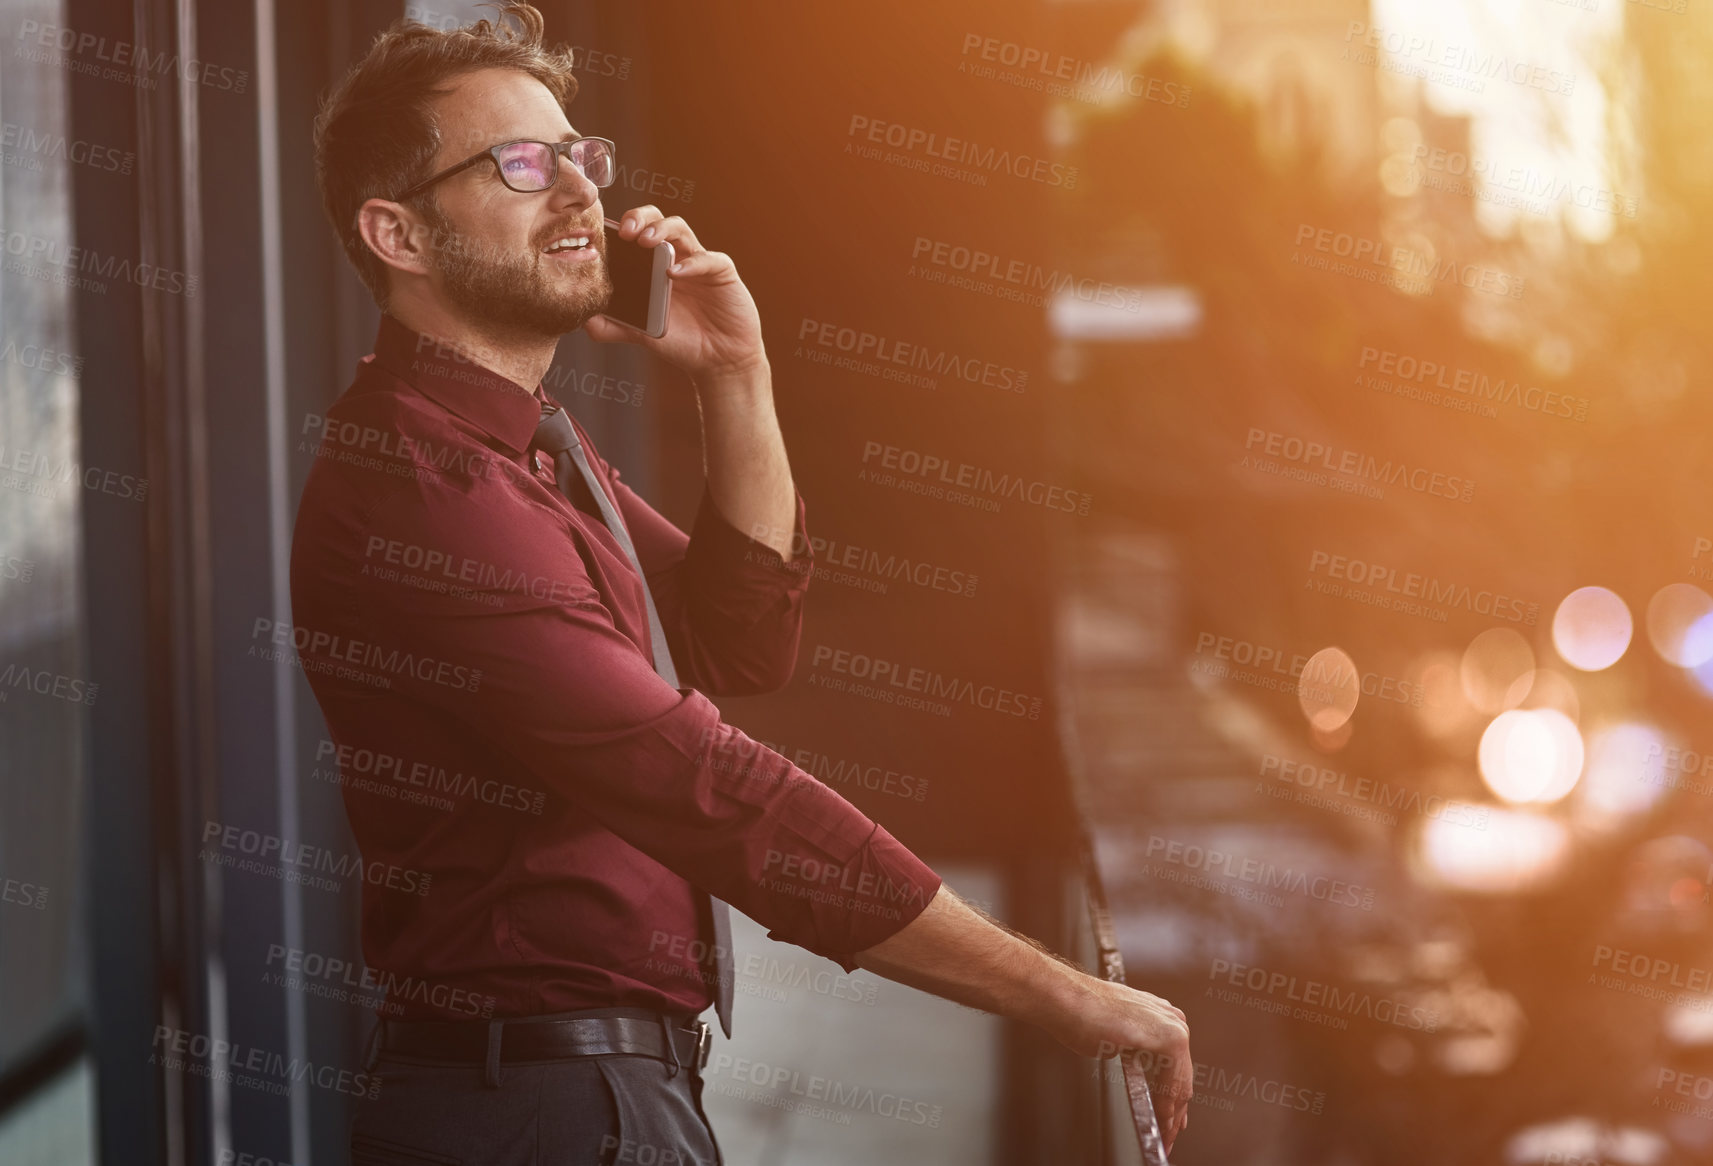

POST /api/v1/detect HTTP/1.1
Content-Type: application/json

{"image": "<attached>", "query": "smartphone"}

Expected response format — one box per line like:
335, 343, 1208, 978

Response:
601, 217, 673, 338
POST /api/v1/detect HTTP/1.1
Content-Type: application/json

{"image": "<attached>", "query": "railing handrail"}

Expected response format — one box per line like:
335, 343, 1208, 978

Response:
1081, 830, 1173, 1166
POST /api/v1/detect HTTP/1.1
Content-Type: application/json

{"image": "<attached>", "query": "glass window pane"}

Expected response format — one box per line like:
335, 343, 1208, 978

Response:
0, 0, 91, 1079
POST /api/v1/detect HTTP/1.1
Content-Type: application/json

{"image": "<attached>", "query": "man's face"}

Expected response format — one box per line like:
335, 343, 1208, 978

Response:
415, 67, 611, 337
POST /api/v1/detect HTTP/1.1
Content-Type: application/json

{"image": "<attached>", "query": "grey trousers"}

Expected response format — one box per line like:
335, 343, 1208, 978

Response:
349, 1018, 723, 1166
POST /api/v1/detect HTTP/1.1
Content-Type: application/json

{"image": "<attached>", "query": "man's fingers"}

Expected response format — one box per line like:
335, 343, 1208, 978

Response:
616, 209, 707, 263
1158, 1096, 1184, 1153
1147, 1060, 1190, 1138
637, 214, 703, 258
617, 206, 665, 238
669, 249, 732, 280
1160, 1034, 1193, 1152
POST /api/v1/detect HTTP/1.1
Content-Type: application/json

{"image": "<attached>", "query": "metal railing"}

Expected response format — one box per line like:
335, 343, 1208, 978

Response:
1083, 830, 1173, 1166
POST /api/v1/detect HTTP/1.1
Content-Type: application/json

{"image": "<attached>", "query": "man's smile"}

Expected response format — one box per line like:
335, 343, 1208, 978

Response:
542, 226, 601, 264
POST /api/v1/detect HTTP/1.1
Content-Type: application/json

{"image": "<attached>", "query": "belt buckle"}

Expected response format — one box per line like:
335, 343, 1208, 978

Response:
693, 1020, 712, 1073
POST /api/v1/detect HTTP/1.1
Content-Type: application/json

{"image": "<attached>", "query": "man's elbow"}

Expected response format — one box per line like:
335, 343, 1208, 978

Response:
691, 609, 805, 695
706, 652, 798, 697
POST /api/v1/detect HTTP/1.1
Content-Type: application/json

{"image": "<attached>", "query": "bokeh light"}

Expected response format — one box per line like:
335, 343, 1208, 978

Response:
1577, 722, 1669, 823
1617, 836, 1713, 940
1689, 612, 1713, 674
1412, 650, 1482, 741
1552, 586, 1632, 671
1645, 583, 1713, 668
1504, 1120, 1668, 1166
1478, 709, 1584, 805
1416, 806, 1571, 894
1461, 629, 1536, 714
1298, 646, 1360, 732
1309, 718, 1355, 753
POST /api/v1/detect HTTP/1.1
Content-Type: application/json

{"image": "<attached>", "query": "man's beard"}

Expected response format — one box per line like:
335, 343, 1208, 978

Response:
422, 201, 612, 337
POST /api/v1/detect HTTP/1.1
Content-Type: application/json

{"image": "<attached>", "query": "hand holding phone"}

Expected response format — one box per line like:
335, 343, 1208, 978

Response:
600, 217, 673, 338
582, 209, 767, 381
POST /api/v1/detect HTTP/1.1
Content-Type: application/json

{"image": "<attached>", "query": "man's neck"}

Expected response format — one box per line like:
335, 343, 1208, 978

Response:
389, 298, 559, 393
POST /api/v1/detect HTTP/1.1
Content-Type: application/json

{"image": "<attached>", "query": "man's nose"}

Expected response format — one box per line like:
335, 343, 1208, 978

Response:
550, 151, 600, 210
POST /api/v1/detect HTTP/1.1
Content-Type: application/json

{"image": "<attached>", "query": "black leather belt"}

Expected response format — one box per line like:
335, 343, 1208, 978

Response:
376, 1009, 712, 1077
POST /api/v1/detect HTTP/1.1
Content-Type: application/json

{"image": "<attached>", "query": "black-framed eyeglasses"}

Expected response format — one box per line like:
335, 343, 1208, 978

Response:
391, 136, 616, 203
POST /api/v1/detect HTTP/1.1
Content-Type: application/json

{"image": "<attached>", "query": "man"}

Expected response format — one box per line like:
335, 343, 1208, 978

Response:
294, 5, 1190, 1163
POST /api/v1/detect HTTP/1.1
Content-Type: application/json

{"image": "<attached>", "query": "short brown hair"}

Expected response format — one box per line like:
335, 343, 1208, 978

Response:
312, 3, 580, 310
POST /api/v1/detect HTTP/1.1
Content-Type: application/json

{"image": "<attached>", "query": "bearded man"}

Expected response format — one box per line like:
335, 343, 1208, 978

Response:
293, 6, 1191, 1162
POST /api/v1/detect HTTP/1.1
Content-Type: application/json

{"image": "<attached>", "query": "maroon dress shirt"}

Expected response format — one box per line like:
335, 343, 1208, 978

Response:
288, 313, 941, 1021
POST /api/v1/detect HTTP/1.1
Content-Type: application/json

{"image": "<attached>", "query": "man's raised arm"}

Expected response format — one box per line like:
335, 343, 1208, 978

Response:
583, 205, 798, 562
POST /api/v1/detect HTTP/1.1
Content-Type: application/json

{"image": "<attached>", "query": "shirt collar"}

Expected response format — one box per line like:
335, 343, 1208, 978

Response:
371, 312, 544, 455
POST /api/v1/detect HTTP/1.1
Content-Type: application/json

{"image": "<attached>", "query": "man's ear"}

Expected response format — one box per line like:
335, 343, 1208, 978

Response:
356, 198, 439, 282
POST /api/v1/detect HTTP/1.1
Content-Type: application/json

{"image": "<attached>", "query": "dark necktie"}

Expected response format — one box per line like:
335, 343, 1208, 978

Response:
530, 400, 735, 1039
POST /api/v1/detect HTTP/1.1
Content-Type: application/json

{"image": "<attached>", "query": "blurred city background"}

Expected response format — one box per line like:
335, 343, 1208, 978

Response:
3, 0, 1712, 1162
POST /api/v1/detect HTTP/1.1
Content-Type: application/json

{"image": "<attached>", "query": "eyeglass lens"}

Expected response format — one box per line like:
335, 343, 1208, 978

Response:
495, 140, 613, 192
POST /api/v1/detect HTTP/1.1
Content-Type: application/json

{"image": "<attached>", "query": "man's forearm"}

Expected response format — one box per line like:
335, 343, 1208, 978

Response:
854, 881, 1195, 1150
853, 884, 1090, 1043
695, 358, 798, 562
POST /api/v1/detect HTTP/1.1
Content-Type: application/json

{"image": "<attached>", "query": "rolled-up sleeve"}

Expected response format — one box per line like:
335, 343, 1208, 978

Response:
577, 407, 812, 699
616, 476, 815, 697
354, 478, 938, 968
